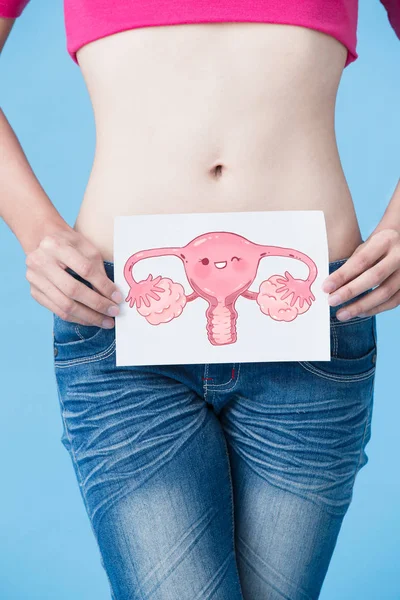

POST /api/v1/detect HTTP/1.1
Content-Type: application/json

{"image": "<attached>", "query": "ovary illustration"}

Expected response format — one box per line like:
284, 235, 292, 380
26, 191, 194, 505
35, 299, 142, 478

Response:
123, 232, 318, 346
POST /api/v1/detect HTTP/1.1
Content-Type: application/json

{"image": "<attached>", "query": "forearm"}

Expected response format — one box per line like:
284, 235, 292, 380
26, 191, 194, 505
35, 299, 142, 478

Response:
0, 107, 73, 254
369, 177, 400, 236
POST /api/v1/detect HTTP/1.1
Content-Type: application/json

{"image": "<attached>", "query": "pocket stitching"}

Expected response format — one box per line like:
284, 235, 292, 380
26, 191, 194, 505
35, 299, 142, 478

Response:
298, 359, 376, 382
332, 315, 373, 327
54, 339, 116, 368
53, 316, 106, 348
331, 321, 338, 357
75, 324, 86, 341
328, 315, 377, 361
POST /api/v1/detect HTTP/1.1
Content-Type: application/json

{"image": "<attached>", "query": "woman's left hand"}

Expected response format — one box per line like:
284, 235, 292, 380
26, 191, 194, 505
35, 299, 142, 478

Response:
322, 228, 400, 320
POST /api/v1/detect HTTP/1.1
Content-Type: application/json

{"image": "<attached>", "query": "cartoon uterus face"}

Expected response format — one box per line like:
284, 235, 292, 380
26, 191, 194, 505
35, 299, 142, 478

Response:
123, 231, 317, 346
181, 233, 259, 301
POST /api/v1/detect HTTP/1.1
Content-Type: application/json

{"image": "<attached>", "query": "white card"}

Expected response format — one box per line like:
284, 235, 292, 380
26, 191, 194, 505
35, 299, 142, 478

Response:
114, 210, 330, 366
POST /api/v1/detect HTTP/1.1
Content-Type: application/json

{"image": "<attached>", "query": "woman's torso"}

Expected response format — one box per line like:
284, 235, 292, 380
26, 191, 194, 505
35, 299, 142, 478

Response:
73, 23, 363, 263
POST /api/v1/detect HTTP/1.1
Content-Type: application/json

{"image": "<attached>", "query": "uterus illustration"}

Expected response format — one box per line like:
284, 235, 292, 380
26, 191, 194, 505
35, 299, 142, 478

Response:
123, 232, 318, 346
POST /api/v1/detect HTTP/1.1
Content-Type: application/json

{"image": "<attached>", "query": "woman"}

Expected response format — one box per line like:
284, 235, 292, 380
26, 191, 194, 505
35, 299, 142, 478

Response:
1, 1, 399, 598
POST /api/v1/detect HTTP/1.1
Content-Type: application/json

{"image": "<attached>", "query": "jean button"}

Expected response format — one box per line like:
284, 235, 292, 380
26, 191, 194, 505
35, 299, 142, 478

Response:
54, 346, 58, 357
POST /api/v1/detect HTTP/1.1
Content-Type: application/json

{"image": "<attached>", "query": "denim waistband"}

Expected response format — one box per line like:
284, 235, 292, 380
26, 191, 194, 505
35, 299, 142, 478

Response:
102, 256, 370, 322
103, 260, 115, 281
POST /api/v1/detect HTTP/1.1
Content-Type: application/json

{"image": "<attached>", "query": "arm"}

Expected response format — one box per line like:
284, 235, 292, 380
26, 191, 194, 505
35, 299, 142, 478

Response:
379, 0, 400, 39
321, 5, 400, 320
0, 16, 123, 327
0, 16, 68, 252
0, 105, 72, 253
372, 178, 400, 235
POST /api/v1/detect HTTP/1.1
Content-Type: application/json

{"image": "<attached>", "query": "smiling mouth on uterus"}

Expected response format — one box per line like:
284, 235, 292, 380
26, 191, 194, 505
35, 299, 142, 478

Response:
214, 261, 227, 269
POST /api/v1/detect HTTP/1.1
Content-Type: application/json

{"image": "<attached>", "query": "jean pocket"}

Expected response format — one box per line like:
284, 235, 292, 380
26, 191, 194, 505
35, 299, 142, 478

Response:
53, 313, 106, 344
53, 313, 115, 366
298, 315, 378, 382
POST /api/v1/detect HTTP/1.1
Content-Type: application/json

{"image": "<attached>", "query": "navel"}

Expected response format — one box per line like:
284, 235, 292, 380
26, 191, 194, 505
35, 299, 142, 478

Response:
209, 163, 225, 179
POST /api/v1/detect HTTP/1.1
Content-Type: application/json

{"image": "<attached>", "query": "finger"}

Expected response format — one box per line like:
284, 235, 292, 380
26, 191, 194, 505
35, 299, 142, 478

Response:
328, 254, 400, 306
88, 262, 123, 304
355, 290, 400, 317
30, 286, 89, 324
322, 238, 387, 293
29, 284, 115, 327
27, 266, 117, 325
335, 270, 400, 320
39, 260, 121, 317
40, 236, 122, 303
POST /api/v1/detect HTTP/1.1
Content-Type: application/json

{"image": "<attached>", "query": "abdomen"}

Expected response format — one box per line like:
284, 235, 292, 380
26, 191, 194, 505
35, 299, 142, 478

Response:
73, 22, 362, 262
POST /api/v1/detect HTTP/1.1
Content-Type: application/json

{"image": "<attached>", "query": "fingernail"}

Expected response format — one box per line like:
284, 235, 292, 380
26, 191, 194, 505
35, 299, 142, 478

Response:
357, 313, 367, 318
322, 280, 336, 293
102, 318, 115, 328
328, 293, 342, 306
107, 305, 119, 316
112, 290, 123, 303
337, 310, 351, 321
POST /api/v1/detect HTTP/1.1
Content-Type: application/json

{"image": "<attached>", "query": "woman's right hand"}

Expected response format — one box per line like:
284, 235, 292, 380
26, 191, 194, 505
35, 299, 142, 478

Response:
25, 228, 123, 328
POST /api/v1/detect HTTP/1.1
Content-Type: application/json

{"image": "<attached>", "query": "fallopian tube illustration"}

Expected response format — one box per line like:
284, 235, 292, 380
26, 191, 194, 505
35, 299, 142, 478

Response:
123, 232, 318, 346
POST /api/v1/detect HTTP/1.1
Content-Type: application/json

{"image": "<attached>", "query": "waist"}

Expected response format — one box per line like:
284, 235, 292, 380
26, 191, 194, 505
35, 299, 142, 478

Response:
74, 23, 361, 262
74, 150, 362, 264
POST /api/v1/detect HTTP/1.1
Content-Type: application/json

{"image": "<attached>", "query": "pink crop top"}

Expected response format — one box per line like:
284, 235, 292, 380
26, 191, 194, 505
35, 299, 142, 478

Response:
1, 0, 399, 68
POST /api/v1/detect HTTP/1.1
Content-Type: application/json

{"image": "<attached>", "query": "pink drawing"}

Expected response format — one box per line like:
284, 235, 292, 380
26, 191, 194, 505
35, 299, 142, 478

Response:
123, 232, 317, 346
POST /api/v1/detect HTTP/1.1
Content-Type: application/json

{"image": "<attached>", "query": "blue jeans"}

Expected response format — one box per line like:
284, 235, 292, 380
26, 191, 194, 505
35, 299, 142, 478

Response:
52, 258, 378, 600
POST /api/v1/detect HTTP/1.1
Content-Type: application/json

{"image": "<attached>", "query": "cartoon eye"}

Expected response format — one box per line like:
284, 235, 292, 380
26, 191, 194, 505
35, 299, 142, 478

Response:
231, 256, 241, 262
200, 258, 210, 265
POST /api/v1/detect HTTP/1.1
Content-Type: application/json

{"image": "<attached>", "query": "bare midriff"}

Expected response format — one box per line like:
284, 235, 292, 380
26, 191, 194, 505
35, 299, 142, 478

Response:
73, 22, 363, 263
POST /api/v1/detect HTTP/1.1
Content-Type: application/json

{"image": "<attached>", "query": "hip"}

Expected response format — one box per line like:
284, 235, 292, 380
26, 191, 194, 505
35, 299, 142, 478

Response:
53, 259, 377, 522
52, 257, 378, 387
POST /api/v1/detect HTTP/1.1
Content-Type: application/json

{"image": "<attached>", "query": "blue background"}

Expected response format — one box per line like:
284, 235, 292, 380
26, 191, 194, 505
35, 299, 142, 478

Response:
1, 1, 399, 598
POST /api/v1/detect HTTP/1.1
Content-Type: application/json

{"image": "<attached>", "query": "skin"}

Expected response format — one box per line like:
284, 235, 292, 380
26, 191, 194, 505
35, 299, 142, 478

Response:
322, 199, 400, 320
1, 18, 399, 326
0, 20, 123, 328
